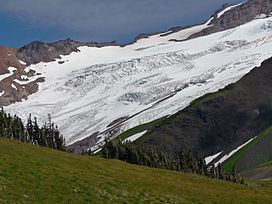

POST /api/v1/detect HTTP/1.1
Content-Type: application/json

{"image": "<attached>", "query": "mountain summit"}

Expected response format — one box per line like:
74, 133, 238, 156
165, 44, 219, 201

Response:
191, 0, 272, 38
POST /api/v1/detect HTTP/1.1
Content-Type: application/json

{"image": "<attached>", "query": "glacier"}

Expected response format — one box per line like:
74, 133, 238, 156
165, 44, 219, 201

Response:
5, 17, 272, 148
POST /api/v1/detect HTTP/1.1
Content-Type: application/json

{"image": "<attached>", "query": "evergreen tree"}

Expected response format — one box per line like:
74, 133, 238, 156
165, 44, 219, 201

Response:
99, 139, 243, 184
0, 108, 65, 151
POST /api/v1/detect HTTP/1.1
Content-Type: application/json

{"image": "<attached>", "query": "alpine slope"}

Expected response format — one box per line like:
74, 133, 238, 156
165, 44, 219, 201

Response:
4, 2, 272, 150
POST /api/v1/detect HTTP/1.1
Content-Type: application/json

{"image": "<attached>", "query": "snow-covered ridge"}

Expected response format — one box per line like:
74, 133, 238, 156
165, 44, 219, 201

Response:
134, 17, 213, 46
5, 17, 272, 147
217, 2, 246, 18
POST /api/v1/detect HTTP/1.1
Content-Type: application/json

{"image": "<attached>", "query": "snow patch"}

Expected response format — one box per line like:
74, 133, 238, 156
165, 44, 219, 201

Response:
205, 151, 222, 165
215, 136, 257, 167
0, 91, 4, 97
256, 14, 268, 19
93, 148, 102, 154
205, 17, 214, 25
123, 131, 147, 143
11, 84, 17, 90
21, 75, 29, 80
8, 67, 17, 72
24, 67, 30, 73
14, 74, 41, 85
19, 60, 27, 65
0, 67, 17, 81
217, 2, 245, 18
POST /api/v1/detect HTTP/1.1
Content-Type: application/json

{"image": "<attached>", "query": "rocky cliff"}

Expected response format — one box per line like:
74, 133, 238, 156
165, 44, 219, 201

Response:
191, 0, 272, 38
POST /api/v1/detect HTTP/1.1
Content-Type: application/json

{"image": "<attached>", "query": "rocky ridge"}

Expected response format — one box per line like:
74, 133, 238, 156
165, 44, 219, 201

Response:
190, 0, 272, 39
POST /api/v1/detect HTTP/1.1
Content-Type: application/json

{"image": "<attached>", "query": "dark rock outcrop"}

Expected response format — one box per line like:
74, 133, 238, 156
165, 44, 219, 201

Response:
0, 38, 118, 106
16, 39, 82, 65
190, 0, 272, 39
0, 46, 44, 106
16, 38, 118, 65
131, 0, 272, 44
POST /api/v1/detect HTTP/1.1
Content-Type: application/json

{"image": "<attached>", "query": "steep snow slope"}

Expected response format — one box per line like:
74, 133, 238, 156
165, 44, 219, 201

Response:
6, 17, 272, 147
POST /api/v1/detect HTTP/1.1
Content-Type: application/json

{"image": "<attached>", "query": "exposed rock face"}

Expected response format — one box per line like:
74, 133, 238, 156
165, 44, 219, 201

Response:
0, 46, 21, 74
191, 0, 272, 38
0, 39, 118, 106
130, 0, 272, 43
17, 38, 118, 65
0, 46, 44, 106
16, 39, 82, 65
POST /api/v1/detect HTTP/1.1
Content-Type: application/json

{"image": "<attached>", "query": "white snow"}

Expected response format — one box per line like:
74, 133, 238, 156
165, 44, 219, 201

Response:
24, 67, 30, 73
256, 14, 268, 19
93, 148, 102, 154
205, 151, 222, 165
0, 91, 4, 97
19, 60, 27, 65
0, 67, 17, 82
134, 17, 213, 48
217, 2, 245, 18
11, 84, 17, 90
123, 131, 147, 143
214, 136, 257, 166
13, 74, 41, 85
8, 67, 17, 72
21, 75, 28, 80
5, 17, 272, 148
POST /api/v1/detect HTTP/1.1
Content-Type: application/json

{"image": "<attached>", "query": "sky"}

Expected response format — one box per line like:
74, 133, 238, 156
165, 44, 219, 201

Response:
0, 0, 243, 48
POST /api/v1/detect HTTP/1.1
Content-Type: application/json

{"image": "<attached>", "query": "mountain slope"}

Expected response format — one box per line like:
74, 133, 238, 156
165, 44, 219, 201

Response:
222, 126, 272, 174
3, 0, 272, 151
130, 55, 272, 161
0, 138, 272, 203
0, 46, 43, 106
191, 0, 272, 39
5, 15, 272, 148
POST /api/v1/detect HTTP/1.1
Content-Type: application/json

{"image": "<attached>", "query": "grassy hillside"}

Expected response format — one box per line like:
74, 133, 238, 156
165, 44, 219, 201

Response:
0, 138, 272, 203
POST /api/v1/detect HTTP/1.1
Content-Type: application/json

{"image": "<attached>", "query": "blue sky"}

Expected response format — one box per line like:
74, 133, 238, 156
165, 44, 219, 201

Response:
0, 0, 242, 48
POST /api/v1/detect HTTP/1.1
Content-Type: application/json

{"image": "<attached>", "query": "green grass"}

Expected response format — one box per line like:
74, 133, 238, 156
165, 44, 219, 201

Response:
223, 126, 272, 173
1, 138, 272, 203
117, 124, 148, 141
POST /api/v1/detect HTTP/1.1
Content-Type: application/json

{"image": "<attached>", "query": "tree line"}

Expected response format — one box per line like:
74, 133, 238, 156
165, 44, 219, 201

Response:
0, 106, 244, 184
0, 108, 65, 150
97, 139, 243, 184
